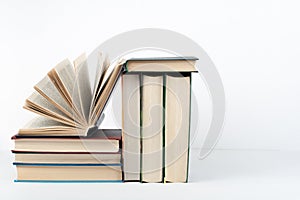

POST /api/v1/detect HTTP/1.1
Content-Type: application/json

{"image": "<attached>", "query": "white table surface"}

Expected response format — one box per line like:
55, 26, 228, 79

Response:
1, 149, 299, 200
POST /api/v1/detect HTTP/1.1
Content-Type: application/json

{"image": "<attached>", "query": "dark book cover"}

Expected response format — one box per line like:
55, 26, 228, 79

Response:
13, 163, 122, 166
126, 56, 198, 62
11, 150, 121, 154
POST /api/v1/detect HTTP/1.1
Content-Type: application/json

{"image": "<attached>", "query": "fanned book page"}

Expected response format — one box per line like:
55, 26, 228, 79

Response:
18, 116, 79, 135
19, 53, 124, 136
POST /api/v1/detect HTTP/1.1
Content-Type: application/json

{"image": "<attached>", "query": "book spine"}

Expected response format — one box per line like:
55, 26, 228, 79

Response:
162, 73, 166, 183
122, 74, 141, 182
141, 74, 163, 183
139, 73, 143, 182
186, 73, 192, 182
122, 71, 192, 183
164, 73, 191, 183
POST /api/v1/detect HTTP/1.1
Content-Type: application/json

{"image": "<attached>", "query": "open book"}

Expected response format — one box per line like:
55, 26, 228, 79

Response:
19, 53, 124, 136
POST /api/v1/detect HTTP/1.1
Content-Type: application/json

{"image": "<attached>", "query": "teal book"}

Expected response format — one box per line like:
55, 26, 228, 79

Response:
14, 180, 122, 183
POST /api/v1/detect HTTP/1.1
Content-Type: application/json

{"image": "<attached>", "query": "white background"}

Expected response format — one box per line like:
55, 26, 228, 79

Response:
0, 0, 299, 199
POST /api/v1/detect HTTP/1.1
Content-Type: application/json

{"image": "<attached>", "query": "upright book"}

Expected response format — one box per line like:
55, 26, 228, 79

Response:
141, 74, 163, 183
164, 73, 191, 182
122, 74, 141, 181
122, 57, 198, 183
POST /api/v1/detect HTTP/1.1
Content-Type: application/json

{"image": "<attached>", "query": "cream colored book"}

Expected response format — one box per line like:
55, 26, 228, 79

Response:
141, 75, 163, 183
12, 129, 121, 153
122, 74, 141, 181
165, 74, 191, 183
14, 153, 121, 164
123, 57, 197, 183
125, 57, 197, 72
20, 53, 124, 136
15, 165, 122, 181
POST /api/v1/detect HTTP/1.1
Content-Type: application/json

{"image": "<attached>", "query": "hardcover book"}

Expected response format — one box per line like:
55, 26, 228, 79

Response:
14, 163, 122, 182
122, 57, 198, 183
12, 129, 121, 153
14, 54, 197, 183
12, 129, 122, 182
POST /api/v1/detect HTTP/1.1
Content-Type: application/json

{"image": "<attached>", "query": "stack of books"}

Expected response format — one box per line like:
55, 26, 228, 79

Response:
122, 57, 197, 183
12, 53, 124, 182
13, 53, 198, 183
12, 129, 122, 182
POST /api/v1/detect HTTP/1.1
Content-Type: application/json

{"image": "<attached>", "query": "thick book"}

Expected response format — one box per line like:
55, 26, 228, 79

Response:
122, 74, 141, 182
19, 53, 124, 136
14, 163, 122, 182
141, 74, 164, 183
125, 57, 198, 72
12, 129, 121, 153
13, 152, 121, 164
165, 74, 191, 183
122, 73, 165, 183
122, 57, 197, 183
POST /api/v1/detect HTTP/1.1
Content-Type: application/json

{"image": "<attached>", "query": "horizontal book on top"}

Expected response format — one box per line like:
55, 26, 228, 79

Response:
124, 57, 198, 72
